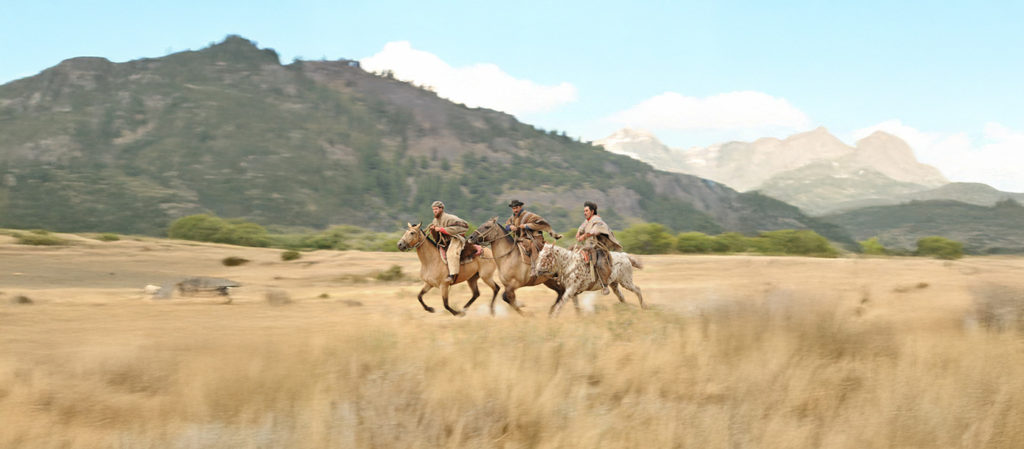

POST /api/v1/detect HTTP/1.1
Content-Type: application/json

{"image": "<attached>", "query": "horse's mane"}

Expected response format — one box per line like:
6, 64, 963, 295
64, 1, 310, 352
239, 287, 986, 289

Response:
476, 218, 514, 245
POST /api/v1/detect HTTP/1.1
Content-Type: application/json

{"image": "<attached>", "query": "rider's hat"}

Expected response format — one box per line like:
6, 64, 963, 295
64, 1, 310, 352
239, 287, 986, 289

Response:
431, 200, 445, 209
507, 199, 524, 208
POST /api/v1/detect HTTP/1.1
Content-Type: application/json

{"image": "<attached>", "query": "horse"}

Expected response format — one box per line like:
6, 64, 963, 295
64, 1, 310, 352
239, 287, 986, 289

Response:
397, 222, 501, 316
467, 217, 565, 315
531, 243, 645, 317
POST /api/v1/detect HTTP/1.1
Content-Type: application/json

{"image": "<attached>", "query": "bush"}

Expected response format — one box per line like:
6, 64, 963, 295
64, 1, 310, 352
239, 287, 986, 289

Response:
859, 237, 887, 255
212, 222, 271, 247
13, 230, 68, 246
96, 233, 120, 242
916, 236, 964, 260
375, 265, 405, 281
713, 232, 750, 253
281, 250, 301, 261
676, 232, 716, 253
168, 214, 271, 247
222, 256, 250, 266
752, 230, 838, 257
618, 223, 675, 254
168, 214, 228, 241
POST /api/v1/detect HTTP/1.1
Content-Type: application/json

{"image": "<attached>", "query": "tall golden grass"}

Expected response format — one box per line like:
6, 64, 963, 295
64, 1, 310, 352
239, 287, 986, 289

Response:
2, 291, 1023, 449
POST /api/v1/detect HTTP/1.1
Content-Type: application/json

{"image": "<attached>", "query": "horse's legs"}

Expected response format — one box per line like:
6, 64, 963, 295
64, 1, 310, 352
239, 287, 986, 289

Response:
620, 279, 645, 309
549, 287, 575, 318
461, 273, 482, 312
501, 287, 526, 316
417, 284, 435, 313
542, 278, 565, 306
610, 282, 627, 304
485, 277, 501, 316
440, 283, 463, 316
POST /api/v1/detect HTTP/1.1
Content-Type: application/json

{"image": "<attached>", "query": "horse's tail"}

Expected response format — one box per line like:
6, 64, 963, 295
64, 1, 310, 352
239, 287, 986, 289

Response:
627, 254, 643, 269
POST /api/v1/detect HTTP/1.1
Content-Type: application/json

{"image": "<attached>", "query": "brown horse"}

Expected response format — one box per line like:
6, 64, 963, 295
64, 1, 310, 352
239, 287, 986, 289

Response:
397, 222, 501, 316
467, 217, 564, 315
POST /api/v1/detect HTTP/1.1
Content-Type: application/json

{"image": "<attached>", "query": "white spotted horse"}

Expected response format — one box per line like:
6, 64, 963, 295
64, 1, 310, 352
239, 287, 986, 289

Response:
531, 243, 645, 317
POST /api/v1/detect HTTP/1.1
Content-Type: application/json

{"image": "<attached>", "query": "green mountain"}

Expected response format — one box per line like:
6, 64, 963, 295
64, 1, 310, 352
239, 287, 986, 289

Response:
0, 35, 851, 244
826, 182, 1024, 213
823, 199, 1024, 254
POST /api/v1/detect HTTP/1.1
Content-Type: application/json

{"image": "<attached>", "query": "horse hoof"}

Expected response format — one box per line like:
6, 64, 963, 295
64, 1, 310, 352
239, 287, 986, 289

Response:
425, 307, 436, 313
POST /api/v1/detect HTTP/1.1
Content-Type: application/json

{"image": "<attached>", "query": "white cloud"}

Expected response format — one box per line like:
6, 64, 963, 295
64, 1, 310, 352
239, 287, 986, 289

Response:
851, 120, 1024, 193
606, 91, 813, 133
360, 41, 577, 116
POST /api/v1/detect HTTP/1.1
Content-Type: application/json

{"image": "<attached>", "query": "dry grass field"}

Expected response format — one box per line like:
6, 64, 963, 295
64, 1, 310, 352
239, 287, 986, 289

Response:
2, 233, 1024, 448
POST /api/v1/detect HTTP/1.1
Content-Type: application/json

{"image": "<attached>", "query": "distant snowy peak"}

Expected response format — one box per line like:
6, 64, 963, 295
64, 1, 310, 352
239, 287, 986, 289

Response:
853, 131, 947, 187
594, 128, 661, 146
593, 128, 678, 167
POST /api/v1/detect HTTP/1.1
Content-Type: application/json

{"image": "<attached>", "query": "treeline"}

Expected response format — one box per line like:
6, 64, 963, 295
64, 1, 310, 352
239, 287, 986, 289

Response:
859, 236, 964, 260
165, 214, 966, 259
167, 214, 400, 252
601, 223, 840, 257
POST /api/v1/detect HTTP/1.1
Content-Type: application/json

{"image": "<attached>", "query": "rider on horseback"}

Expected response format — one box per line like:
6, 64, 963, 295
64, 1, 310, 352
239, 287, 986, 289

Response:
428, 200, 469, 284
504, 199, 562, 262
575, 201, 621, 295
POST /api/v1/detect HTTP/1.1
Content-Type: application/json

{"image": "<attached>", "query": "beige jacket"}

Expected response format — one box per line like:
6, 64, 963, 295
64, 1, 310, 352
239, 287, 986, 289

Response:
577, 215, 622, 251
430, 212, 469, 247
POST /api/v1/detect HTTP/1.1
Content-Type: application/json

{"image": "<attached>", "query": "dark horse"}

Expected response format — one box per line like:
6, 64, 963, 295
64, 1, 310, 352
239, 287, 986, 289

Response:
467, 217, 565, 315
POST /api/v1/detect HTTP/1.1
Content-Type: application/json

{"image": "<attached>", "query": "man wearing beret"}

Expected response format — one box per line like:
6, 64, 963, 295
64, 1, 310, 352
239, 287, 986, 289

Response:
504, 199, 562, 260
428, 201, 469, 284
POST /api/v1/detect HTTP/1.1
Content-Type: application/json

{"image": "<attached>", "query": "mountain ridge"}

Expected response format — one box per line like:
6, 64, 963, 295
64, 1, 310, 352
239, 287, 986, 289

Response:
596, 126, 965, 215
0, 36, 850, 244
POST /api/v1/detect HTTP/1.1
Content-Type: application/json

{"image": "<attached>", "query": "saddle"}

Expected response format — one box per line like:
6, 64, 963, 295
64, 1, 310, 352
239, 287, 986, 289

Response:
439, 243, 485, 264
516, 236, 544, 261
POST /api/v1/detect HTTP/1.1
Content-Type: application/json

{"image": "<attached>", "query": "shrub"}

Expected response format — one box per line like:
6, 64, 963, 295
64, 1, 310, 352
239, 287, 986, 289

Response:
13, 230, 68, 246
859, 237, 887, 255
916, 236, 964, 260
168, 214, 271, 247
222, 256, 250, 266
375, 265, 404, 281
96, 233, 120, 242
212, 222, 271, 247
753, 230, 838, 257
168, 214, 228, 241
676, 232, 716, 253
618, 223, 675, 254
713, 232, 750, 253
281, 250, 301, 261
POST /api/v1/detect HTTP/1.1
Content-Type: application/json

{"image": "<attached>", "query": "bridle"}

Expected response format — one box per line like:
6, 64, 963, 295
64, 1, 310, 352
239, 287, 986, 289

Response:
469, 222, 521, 259
404, 227, 430, 250
469, 221, 513, 245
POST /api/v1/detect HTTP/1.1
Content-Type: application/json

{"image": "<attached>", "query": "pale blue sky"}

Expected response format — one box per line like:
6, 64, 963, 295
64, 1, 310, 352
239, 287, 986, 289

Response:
4, 1, 1023, 190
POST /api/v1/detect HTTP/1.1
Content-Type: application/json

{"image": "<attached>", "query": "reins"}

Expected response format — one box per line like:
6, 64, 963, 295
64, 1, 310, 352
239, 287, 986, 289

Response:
407, 227, 434, 250
470, 223, 519, 260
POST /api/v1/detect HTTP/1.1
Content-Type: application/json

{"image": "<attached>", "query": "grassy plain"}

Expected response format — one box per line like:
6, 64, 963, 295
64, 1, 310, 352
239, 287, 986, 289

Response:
1, 233, 1023, 448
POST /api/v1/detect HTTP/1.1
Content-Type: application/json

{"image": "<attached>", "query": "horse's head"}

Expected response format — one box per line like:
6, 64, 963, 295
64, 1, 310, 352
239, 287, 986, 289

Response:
397, 222, 426, 251
467, 216, 502, 245
531, 244, 559, 278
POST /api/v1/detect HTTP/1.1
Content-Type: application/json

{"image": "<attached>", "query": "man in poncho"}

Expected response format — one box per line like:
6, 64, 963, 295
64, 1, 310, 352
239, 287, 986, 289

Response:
575, 201, 621, 295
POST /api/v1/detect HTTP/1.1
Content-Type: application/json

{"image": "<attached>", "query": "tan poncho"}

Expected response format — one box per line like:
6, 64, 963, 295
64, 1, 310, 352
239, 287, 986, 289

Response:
577, 215, 622, 251
505, 210, 557, 239
430, 212, 469, 247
